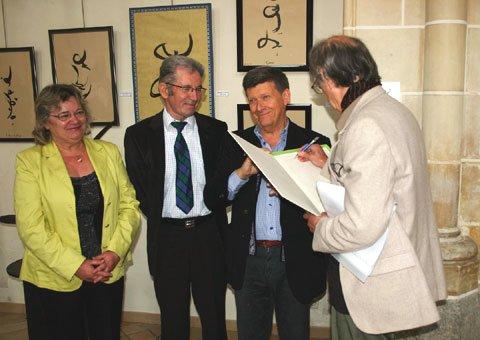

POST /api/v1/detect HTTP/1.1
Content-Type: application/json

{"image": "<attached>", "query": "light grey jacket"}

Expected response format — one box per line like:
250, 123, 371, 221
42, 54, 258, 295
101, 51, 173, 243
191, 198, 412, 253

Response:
313, 86, 447, 334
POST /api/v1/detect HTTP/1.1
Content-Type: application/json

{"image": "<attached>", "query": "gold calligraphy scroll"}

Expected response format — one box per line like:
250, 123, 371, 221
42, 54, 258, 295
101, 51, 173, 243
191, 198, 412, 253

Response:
237, 0, 313, 71
236, 104, 312, 131
0, 47, 37, 141
130, 4, 214, 121
49, 27, 118, 126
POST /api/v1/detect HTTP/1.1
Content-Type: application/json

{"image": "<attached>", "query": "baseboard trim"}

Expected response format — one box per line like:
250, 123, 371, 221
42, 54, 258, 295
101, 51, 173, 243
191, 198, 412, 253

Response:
0, 302, 25, 314
122, 310, 330, 337
0, 302, 330, 338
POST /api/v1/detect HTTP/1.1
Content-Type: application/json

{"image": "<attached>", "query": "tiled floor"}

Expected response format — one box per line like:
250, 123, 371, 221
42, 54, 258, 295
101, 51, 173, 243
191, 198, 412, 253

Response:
0, 311, 250, 340
0, 311, 327, 339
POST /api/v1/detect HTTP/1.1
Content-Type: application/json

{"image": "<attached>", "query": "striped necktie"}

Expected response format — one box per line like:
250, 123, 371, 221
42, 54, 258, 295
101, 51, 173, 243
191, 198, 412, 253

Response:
171, 121, 194, 214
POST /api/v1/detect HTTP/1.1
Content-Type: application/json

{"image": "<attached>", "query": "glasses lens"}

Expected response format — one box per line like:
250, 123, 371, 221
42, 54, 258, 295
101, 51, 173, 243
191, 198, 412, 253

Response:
180, 86, 192, 93
315, 85, 323, 94
58, 113, 71, 121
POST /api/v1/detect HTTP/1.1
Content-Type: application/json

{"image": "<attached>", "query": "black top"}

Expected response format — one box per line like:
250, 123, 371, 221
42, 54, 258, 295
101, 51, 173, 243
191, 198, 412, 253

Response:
328, 255, 349, 314
71, 172, 104, 259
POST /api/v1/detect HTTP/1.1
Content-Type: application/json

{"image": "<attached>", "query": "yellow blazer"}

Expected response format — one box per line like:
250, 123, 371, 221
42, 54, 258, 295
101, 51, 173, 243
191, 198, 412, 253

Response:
14, 138, 140, 292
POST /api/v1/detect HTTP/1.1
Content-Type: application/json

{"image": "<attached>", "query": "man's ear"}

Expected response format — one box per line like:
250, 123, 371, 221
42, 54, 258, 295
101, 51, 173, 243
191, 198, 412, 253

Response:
323, 76, 337, 90
282, 88, 291, 105
158, 83, 169, 99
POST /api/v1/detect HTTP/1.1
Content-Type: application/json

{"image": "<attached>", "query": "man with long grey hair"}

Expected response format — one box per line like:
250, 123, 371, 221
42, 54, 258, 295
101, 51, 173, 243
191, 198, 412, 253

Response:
300, 35, 447, 339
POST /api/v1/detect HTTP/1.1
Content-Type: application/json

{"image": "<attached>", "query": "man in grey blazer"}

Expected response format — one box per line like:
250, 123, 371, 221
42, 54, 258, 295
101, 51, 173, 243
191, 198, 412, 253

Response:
300, 35, 447, 339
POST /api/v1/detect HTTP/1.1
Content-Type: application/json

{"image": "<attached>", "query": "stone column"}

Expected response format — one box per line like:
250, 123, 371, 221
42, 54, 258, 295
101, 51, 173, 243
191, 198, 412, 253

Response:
423, 0, 478, 295
461, 0, 480, 261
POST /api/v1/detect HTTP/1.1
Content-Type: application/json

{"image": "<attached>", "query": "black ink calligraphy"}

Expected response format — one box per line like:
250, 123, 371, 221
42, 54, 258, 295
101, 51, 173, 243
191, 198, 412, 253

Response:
257, 1, 283, 51
263, 4, 281, 32
71, 50, 92, 98
1, 66, 18, 120
257, 31, 282, 49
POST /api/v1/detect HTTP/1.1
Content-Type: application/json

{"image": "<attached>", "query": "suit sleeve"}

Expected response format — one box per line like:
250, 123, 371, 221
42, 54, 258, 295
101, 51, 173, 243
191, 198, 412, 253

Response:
203, 122, 232, 209
124, 127, 150, 217
14, 153, 85, 281
313, 117, 395, 253
106, 146, 141, 261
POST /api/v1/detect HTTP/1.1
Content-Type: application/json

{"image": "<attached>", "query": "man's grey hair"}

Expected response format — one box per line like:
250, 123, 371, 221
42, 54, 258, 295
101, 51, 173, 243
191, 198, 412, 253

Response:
159, 55, 205, 85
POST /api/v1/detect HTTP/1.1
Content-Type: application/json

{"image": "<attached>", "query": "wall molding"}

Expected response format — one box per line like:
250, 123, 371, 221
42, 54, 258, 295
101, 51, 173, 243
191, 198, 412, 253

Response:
344, 25, 424, 30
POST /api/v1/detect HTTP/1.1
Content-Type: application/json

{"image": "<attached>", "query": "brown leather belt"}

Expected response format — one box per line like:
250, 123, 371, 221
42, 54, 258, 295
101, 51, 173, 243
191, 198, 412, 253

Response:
256, 240, 282, 248
161, 214, 212, 229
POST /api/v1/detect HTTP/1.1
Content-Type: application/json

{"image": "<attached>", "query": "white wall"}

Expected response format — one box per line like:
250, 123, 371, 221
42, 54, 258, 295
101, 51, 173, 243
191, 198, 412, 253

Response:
0, 0, 343, 327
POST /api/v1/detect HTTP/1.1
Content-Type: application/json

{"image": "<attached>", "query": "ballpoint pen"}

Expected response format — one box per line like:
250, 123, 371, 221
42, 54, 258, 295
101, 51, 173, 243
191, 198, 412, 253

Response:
295, 136, 319, 158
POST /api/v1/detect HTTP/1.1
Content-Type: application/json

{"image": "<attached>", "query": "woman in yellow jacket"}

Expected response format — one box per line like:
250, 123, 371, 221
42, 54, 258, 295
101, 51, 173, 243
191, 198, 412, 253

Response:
14, 84, 140, 340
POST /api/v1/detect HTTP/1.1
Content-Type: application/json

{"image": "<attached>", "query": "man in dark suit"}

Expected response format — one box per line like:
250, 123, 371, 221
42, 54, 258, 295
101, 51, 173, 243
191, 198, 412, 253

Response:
226, 67, 329, 340
124, 55, 228, 340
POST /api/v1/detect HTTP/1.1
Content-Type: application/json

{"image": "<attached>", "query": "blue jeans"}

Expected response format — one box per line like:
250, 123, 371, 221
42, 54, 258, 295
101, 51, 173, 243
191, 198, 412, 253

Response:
234, 246, 310, 340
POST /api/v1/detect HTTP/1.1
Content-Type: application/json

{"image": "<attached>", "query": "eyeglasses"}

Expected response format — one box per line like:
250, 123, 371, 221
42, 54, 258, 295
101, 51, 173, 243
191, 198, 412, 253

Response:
311, 77, 324, 94
50, 110, 86, 122
165, 83, 206, 94
311, 83, 324, 94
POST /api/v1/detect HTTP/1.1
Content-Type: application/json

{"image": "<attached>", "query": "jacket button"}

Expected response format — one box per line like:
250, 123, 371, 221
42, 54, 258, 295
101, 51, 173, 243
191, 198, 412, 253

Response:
104, 224, 110, 228
243, 209, 248, 214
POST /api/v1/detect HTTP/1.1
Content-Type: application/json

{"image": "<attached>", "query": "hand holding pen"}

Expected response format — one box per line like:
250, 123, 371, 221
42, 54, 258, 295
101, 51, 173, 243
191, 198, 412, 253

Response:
296, 137, 328, 168
295, 137, 319, 158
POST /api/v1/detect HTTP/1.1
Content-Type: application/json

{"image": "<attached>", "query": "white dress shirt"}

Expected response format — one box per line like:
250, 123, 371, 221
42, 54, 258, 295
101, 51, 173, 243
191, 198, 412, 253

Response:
162, 109, 211, 218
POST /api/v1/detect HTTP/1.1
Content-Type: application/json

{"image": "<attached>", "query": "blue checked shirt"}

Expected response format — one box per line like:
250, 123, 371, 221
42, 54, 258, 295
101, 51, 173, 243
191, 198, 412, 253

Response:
228, 122, 289, 243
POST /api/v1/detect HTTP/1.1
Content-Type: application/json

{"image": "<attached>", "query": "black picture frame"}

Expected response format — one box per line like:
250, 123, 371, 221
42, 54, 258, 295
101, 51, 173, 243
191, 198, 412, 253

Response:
0, 47, 37, 142
49, 26, 119, 126
237, 104, 312, 131
236, 0, 313, 72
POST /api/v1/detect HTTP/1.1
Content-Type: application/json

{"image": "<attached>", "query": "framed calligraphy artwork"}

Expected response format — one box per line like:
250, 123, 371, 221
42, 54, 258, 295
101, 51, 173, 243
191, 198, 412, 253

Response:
49, 26, 119, 126
237, 104, 311, 131
0, 47, 37, 141
237, 0, 313, 72
130, 4, 214, 121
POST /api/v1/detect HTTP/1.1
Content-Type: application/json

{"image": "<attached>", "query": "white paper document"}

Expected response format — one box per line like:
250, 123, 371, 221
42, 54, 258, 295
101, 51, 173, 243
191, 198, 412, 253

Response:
316, 181, 389, 282
229, 131, 327, 215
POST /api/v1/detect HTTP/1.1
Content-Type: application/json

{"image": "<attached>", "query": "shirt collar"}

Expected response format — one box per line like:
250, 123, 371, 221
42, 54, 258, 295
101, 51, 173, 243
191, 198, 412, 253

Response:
163, 108, 196, 132
254, 119, 290, 151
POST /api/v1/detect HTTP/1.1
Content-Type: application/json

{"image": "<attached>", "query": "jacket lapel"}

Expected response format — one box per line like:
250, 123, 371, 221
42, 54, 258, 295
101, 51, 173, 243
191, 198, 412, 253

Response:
41, 142, 74, 195
284, 121, 303, 149
84, 138, 109, 199
195, 113, 213, 177
149, 112, 166, 196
